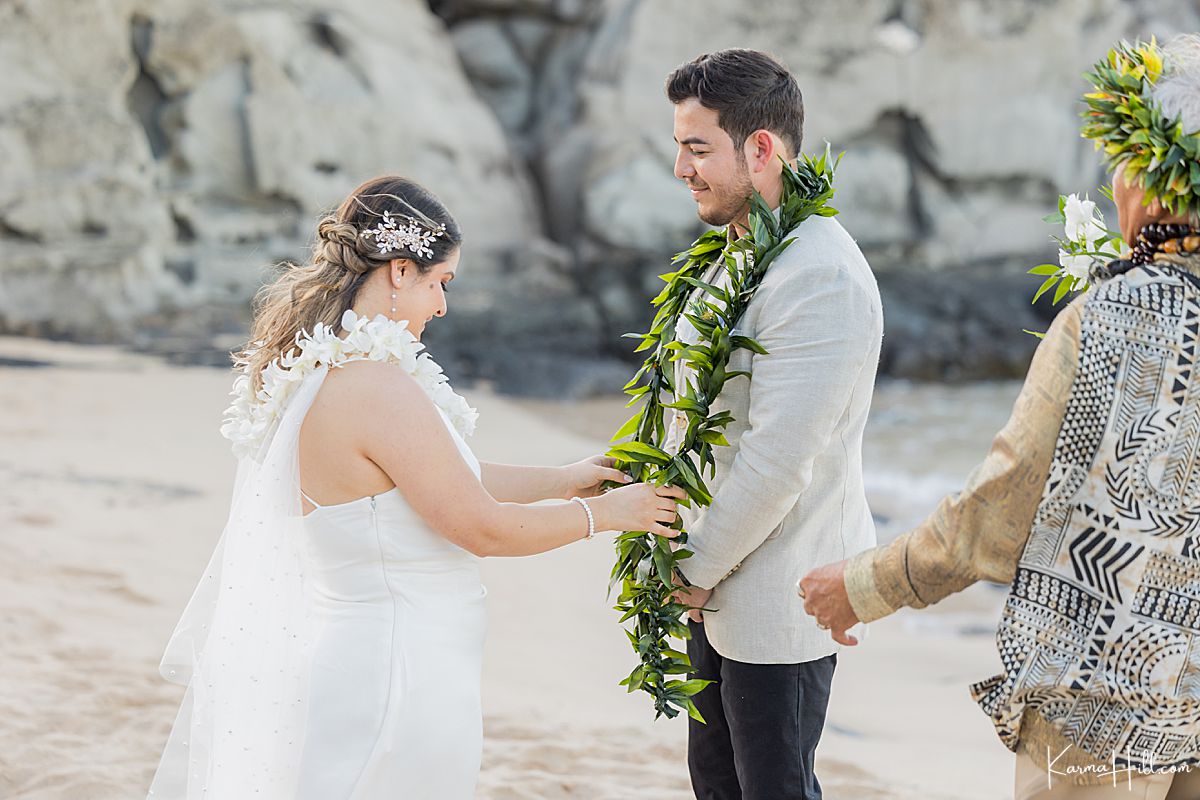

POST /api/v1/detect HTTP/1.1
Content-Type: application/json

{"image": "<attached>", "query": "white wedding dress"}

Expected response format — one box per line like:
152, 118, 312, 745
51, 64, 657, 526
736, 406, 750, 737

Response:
149, 362, 487, 799
294, 413, 487, 798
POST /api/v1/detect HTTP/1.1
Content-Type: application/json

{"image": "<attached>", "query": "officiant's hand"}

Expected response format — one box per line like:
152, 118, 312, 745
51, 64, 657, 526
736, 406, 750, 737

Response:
562, 455, 632, 499
798, 561, 861, 646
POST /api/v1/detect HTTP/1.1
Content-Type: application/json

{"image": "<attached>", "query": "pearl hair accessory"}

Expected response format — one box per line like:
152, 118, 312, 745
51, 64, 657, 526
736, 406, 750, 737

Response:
570, 496, 595, 540
362, 211, 446, 260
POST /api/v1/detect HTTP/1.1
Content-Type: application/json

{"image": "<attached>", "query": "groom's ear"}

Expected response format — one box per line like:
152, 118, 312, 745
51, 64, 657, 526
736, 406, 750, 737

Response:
744, 129, 778, 173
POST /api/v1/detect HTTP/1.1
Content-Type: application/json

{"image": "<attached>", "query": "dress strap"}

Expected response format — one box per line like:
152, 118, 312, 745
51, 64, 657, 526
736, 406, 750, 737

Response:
299, 487, 323, 509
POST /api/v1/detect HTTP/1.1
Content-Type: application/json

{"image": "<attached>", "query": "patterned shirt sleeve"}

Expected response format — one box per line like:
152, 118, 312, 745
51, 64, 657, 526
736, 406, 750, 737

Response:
844, 297, 1086, 623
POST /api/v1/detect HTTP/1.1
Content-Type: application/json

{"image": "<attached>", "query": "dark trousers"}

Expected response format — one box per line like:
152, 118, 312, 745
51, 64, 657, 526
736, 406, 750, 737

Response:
686, 620, 836, 800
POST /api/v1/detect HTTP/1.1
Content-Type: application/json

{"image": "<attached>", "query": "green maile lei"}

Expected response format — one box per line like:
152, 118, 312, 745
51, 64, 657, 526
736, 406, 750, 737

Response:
604, 146, 840, 721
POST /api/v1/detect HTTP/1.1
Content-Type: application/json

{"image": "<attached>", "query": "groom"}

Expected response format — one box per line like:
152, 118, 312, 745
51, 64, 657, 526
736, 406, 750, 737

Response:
664, 49, 883, 799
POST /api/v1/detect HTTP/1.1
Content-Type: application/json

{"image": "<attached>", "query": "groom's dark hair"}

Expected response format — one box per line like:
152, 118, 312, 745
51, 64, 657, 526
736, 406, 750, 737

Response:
666, 48, 804, 159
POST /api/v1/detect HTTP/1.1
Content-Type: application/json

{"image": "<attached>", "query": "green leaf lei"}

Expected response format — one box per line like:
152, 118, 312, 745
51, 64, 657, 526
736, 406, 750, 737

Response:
605, 146, 840, 721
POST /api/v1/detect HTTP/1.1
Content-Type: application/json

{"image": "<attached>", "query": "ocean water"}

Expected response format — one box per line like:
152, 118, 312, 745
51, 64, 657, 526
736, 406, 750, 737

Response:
864, 379, 1022, 544
859, 379, 1024, 638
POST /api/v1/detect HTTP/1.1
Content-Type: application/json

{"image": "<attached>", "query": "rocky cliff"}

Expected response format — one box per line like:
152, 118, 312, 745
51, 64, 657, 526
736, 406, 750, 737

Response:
2, 0, 1197, 392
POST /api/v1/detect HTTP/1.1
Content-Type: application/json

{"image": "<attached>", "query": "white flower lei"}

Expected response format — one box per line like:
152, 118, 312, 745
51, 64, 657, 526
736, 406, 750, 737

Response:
221, 309, 478, 459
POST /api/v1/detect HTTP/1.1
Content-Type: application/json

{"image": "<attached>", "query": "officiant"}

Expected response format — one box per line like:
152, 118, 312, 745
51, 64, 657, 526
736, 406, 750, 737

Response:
801, 35, 1200, 800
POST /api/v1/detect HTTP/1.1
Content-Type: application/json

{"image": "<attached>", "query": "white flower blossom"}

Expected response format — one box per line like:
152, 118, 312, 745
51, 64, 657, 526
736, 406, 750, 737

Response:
1063, 193, 1110, 248
1058, 249, 1093, 282
412, 354, 443, 382
1064, 194, 1095, 242
221, 310, 476, 458
1098, 237, 1123, 258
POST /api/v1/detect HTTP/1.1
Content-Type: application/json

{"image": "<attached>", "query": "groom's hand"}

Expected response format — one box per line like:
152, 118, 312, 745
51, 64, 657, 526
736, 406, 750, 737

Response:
670, 570, 712, 623
798, 561, 861, 646
672, 584, 713, 623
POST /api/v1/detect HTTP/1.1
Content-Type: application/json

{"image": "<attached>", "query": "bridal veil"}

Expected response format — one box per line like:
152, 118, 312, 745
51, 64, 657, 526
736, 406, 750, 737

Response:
148, 368, 329, 798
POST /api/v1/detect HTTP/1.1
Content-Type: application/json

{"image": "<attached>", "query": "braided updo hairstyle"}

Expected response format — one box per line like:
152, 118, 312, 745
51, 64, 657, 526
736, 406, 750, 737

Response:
236, 175, 462, 389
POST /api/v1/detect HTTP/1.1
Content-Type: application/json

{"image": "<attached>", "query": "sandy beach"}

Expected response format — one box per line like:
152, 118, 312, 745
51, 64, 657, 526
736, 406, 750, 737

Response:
0, 337, 1020, 799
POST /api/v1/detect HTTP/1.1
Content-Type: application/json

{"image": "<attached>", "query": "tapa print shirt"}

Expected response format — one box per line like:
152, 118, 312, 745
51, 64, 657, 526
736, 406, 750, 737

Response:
846, 251, 1200, 784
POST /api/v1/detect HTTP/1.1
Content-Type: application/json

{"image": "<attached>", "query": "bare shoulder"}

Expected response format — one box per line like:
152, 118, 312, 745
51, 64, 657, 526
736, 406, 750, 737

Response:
326, 358, 421, 390
318, 359, 467, 485
315, 360, 440, 432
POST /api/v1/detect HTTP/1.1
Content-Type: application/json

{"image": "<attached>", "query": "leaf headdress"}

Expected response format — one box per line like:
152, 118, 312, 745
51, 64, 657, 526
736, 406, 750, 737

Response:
1081, 37, 1200, 217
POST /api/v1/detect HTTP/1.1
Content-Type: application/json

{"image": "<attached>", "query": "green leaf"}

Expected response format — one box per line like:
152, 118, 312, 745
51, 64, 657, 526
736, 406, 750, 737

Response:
688, 240, 725, 256
1032, 275, 1060, 304
674, 456, 713, 504
671, 679, 714, 696
683, 313, 716, 339
1052, 277, 1073, 305
681, 277, 730, 304
663, 396, 706, 414
730, 334, 769, 355
653, 544, 675, 586
1163, 143, 1186, 170
607, 441, 671, 466
610, 412, 642, 442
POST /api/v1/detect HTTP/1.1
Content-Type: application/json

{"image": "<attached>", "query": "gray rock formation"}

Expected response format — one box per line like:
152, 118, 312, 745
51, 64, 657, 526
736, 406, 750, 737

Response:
2, 0, 1197, 390
0, 0, 537, 355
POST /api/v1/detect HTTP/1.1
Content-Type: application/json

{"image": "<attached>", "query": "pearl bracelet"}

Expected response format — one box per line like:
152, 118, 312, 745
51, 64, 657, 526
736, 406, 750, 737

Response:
570, 496, 595, 540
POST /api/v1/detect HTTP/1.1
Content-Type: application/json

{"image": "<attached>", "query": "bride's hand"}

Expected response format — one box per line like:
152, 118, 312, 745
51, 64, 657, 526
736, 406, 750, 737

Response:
590, 483, 687, 538
561, 455, 632, 499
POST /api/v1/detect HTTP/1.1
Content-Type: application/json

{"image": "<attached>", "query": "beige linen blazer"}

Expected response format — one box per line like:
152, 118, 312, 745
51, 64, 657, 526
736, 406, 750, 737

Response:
674, 214, 884, 664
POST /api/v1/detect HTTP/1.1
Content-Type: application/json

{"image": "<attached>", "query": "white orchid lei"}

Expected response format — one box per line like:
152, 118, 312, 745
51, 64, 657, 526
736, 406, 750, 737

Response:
1028, 191, 1126, 309
221, 310, 478, 459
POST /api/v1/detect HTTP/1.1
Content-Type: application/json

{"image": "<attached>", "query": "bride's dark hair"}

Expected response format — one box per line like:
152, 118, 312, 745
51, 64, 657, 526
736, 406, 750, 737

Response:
234, 175, 462, 389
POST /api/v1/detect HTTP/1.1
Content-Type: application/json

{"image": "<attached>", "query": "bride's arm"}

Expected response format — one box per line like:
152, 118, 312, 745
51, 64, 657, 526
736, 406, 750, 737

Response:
479, 458, 631, 503
345, 362, 683, 557
478, 463, 566, 503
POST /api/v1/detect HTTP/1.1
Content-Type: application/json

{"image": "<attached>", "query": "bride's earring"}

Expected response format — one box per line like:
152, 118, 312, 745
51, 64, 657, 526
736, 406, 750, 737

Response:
391, 266, 403, 318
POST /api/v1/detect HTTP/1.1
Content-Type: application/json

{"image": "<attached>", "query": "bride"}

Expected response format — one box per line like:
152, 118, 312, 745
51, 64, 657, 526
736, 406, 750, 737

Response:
147, 175, 684, 799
